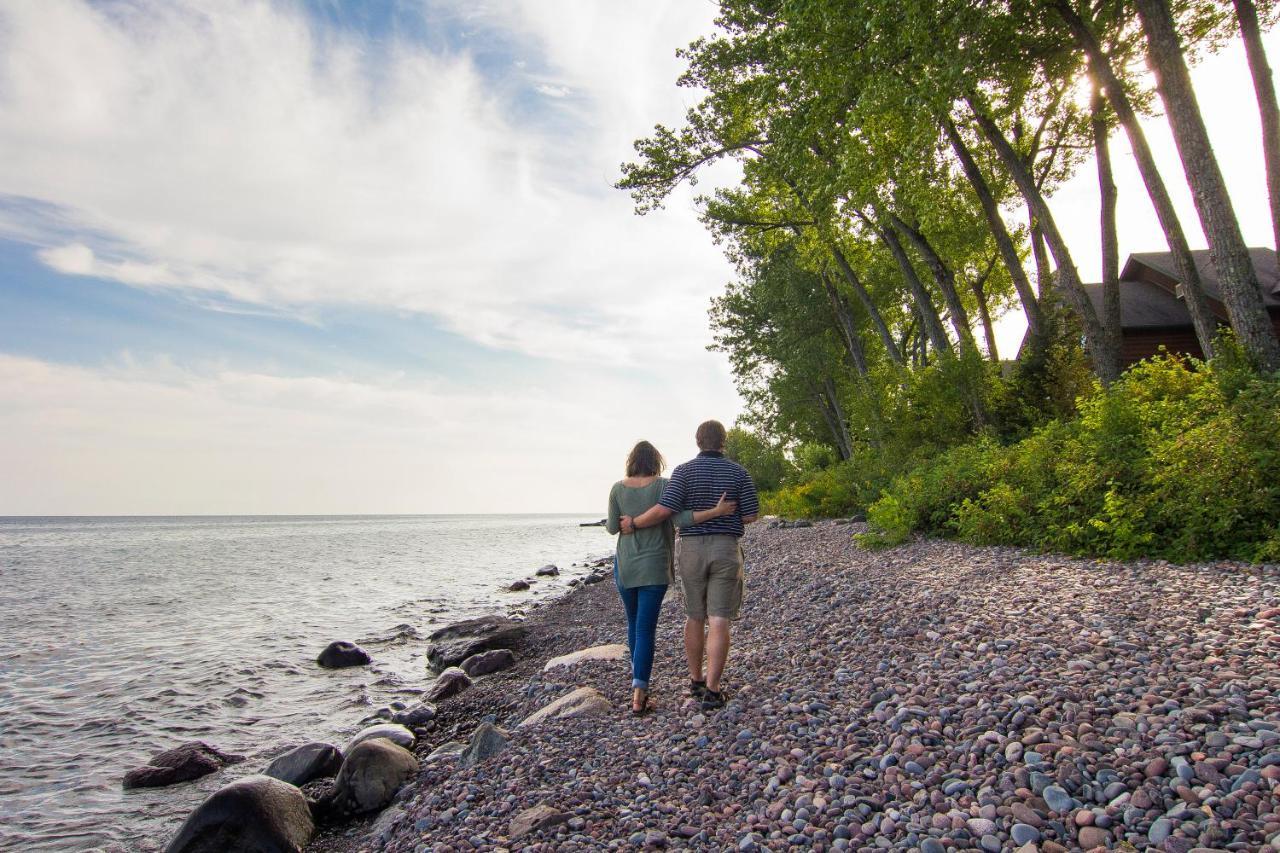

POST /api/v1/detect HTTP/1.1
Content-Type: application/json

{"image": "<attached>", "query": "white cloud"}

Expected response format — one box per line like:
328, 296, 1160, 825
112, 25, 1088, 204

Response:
0, 354, 740, 514
534, 84, 571, 98
0, 0, 730, 363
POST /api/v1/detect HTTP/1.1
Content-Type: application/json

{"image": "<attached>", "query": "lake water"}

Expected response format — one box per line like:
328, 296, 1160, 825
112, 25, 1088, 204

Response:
0, 515, 612, 851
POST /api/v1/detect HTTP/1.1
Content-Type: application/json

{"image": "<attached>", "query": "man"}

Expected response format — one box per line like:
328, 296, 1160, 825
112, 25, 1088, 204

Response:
622, 419, 758, 710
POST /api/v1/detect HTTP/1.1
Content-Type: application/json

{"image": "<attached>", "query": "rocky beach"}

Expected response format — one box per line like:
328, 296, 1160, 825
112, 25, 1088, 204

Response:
241, 520, 1280, 853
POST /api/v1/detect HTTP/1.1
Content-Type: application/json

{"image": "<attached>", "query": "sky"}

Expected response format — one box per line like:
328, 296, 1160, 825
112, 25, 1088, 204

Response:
0, 1, 1277, 515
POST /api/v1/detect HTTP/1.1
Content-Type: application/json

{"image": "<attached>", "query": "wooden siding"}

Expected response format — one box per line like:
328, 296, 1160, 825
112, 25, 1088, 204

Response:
1119, 308, 1280, 369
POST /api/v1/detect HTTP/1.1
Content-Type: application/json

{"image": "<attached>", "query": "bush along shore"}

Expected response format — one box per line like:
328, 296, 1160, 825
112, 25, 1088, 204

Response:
159, 522, 1280, 851
290, 520, 1280, 853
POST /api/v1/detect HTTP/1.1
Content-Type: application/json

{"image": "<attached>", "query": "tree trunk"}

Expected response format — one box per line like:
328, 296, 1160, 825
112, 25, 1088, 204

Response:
816, 377, 853, 461
1093, 81, 1124, 378
968, 100, 1120, 384
888, 211, 980, 353
1052, 0, 1219, 360
829, 245, 905, 365
820, 271, 870, 376
1133, 0, 1280, 371
866, 214, 953, 356
942, 117, 1043, 344
1234, 0, 1280, 254
969, 256, 1000, 361
1029, 214, 1053, 300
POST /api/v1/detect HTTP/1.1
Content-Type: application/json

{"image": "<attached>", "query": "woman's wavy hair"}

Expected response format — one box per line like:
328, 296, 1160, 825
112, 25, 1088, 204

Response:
625, 441, 665, 477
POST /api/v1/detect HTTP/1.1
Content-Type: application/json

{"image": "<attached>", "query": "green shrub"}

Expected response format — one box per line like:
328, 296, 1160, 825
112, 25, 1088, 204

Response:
858, 349, 1280, 563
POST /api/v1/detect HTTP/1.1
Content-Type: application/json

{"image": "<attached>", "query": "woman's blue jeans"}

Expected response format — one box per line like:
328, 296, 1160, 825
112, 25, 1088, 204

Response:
614, 560, 668, 690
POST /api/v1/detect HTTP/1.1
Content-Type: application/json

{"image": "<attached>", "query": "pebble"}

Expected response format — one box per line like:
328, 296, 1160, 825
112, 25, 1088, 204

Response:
352, 525, 1280, 853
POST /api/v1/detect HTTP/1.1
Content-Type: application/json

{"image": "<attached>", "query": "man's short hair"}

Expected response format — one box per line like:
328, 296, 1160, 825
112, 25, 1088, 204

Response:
695, 420, 727, 451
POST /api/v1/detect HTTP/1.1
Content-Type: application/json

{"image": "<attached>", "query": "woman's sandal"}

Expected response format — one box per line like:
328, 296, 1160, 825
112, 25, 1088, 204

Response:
689, 679, 707, 699
631, 690, 652, 716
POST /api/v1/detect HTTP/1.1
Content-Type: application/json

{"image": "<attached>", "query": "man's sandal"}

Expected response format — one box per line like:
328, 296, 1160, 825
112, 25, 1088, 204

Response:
689, 679, 708, 699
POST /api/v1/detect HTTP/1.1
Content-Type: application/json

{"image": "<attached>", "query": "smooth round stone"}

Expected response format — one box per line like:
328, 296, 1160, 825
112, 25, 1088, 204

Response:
967, 818, 997, 836
1044, 784, 1074, 814
980, 834, 1001, 852
1011, 823, 1041, 845
1149, 817, 1173, 845
920, 840, 945, 853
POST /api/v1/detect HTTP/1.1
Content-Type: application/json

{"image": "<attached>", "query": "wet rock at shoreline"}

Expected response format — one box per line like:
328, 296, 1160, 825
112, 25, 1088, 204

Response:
165, 774, 313, 853
319, 739, 418, 819
390, 701, 437, 727
519, 685, 611, 727
315, 640, 370, 669
425, 615, 527, 670
458, 722, 509, 769
505, 579, 531, 592
426, 666, 472, 701
460, 648, 516, 678
543, 643, 628, 672
535, 564, 559, 577
342, 723, 414, 755
263, 742, 343, 788
122, 741, 245, 789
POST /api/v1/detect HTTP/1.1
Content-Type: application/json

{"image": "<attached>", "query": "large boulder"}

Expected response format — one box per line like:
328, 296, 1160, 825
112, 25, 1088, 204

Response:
165, 774, 314, 853
426, 667, 472, 702
123, 741, 245, 789
519, 686, 612, 727
458, 722, 509, 769
316, 641, 370, 669
543, 644, 628, 672
320, 738, 419, 819
263, 742, 343, 787
461, 648, 516, 678
342, 723, 414, 755
425, 616, 527, 670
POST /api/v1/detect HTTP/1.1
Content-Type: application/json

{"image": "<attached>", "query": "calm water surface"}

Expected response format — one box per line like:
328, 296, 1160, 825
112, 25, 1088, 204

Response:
0, 515, 612, 851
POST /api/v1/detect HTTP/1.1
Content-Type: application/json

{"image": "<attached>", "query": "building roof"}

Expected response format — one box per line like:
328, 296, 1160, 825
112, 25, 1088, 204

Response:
1083, 278, 1200, 329
1122, 247, 1280, 308
1083, 247, 1280, 330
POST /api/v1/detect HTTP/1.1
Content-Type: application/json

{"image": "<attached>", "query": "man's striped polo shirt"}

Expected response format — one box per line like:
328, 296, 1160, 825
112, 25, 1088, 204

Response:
659, 450, 759, 538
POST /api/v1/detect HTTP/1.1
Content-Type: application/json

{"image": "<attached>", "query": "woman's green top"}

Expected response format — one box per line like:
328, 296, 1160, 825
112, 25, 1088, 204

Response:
606, 478, 695, 588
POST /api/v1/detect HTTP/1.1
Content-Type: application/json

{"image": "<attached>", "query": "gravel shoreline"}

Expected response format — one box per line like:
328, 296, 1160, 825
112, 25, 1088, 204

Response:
312, 521, 1280, 852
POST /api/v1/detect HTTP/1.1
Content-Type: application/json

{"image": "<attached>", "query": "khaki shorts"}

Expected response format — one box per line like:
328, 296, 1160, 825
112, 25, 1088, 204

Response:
675, 534, 745, 620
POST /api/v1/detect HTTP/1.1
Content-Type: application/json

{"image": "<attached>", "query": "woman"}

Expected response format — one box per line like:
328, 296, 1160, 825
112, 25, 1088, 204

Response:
606, 440, 735, 715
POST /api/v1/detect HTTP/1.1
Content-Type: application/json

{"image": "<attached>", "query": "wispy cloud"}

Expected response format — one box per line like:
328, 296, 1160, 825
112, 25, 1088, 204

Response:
0, 0, 728, 363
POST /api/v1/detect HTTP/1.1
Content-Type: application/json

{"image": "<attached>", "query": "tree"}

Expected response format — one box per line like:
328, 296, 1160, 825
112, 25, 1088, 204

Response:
1133, 0, 1280, 371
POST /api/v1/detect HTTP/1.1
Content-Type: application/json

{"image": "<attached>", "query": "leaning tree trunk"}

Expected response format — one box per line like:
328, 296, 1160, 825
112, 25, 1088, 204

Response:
1233, 0, 1280, 254
967, 101, 1120, 384
1029, 215, 1053, 300
828, 245, 905, 365
819, 271, 870, 376
969, 257, 1000, 362
1133, 0, 1280, 371
812, 377, 853, 461
874, 221, 953, 356
1093, 82, 1124, 378
1053, 0, 1219, 359
942, 117, 1043, 345
888, 211, 981, 354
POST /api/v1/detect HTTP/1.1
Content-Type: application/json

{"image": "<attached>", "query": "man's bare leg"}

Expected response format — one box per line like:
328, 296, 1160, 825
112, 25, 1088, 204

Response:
685, 617, 705, 682
706, 616, 731, 692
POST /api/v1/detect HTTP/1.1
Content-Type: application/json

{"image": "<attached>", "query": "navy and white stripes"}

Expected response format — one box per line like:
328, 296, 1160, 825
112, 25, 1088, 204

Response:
659, 450, 759, 538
